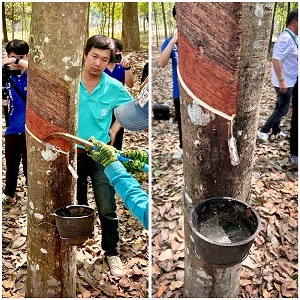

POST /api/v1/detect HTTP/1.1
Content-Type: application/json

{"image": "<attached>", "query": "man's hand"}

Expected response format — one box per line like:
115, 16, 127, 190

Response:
86, 136, 118, 167
119, 149, 148, 164
109, 121, 122, 145
2, 57, 16, 67
279, 79, 288, 94
2, 99, 9, 107
109, 128, 117, 146
120, 57, 130, 69
170, 31, 178, 44
122, 160, 146, 173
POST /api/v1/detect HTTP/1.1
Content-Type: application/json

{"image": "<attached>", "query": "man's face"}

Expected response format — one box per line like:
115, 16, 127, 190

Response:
84, 47, 111, 77
8, 51, 28, 71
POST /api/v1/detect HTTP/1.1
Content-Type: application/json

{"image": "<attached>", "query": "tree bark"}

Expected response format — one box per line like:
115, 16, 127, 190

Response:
176, 2, 274, 297
2, 2, 8, 43
161, 2, 168, 40
11, 3, 15, 40
153, 3, 159, 47
121, 2, 140, 51
112, 2, 115, 38
25, 3, 89, 297
268, 2, 277, 55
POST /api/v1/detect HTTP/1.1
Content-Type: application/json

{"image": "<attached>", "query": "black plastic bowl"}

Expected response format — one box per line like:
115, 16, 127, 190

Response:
54, 205, 95, 245
189, 197, 261, 267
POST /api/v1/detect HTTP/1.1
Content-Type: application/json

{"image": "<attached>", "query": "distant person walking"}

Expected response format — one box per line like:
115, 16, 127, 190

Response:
257, 8, 298, 142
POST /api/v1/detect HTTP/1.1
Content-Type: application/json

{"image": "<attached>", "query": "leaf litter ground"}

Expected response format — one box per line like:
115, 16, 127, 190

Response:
2, 50, 149, 298
151, 46, 298, 298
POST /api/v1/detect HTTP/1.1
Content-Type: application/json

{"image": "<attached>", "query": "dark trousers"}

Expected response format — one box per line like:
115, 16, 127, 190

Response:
174, 97, 183, 149
261, 87, 293, 135
77, 153, 119, 256
4, 133, 27, 198
111, 111, 124, 150
290, 79, 298, 156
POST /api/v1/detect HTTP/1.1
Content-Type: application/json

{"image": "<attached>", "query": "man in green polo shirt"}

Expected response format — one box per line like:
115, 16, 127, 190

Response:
77, 35, 133, 277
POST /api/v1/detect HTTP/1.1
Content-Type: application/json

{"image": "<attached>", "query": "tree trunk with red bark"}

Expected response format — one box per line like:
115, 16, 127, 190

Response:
25, 3, 89, 297
176, 2, 274, 297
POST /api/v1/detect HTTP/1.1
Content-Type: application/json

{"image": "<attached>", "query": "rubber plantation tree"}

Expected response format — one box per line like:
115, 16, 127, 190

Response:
2, 2, 8, 43
121, 2, 140, 51
175, 2, 274, 298
25, 3, 89, 297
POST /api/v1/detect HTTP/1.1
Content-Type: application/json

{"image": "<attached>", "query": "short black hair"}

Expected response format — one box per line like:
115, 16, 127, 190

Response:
286, 8, 298, 27
172, 5, 176, 18
6, 39, 29, 55
85, 34, 115, 62
112, 38, 123, 52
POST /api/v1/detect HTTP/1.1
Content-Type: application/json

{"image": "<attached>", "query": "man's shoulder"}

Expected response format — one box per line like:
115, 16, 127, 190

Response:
162, 36, 173, 45
277, 30, 295, 44
161, 36, 176, 52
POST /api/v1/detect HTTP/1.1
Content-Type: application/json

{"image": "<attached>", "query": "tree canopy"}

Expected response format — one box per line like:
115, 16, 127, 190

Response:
3, 2, 149, 42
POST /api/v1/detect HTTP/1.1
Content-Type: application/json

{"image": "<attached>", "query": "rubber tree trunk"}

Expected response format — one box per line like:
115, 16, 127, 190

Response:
121, 2, 140, 51
175, 2, 274, 298
25, 3, 89, 297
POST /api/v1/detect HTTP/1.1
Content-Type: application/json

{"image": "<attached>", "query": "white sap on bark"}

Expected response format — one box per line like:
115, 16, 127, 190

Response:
254, 3, 265, 26
34, 213, 44, 220
188, 101, 216, 126
41, 147, 59, 161
64, 74, 72, 82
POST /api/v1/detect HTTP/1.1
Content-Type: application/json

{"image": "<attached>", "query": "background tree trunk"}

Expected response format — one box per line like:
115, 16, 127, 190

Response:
161, 2, 168, 40
25, 3, 89, 297
111, 2, 115, 38
153, 3, 159, 47
121, 2, 140, 51
176, 2, 274, 297
11, 3, 15, 40
2, 2, 8, 43
268, 2, 277, 55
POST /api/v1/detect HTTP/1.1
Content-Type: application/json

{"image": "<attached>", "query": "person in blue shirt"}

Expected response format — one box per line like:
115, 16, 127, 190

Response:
104, 38, 134, 87
2, 40, 29, 203
158, 6, 183, 159
104, 38, 134, 150
77, 34, 133, 277
86, 82, 149, 230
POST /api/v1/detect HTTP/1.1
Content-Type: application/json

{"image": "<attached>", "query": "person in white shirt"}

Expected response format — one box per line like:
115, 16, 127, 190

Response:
257, 8, 298, 142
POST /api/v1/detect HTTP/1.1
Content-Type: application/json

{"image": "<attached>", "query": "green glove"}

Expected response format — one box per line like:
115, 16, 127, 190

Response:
119, 149, 148, 164
86, 136, 118, 167
122, 160, 146, 174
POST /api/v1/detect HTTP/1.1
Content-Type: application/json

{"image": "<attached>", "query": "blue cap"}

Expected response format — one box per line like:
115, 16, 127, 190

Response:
114, 83, 149, 131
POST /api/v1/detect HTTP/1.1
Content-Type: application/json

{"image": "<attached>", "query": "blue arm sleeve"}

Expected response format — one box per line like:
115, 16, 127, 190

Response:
104, 161, 149, 230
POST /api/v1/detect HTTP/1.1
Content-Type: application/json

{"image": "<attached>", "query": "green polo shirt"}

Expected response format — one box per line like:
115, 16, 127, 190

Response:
78, 72, 133, 146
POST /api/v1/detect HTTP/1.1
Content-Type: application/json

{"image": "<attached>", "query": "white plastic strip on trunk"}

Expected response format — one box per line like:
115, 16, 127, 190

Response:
177, 67, 240, 165
25, 125, 78, 178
